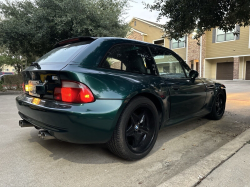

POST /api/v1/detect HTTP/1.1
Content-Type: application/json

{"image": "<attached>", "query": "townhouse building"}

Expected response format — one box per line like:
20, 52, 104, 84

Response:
0, 64, 15, 75
126, 17, 250, 80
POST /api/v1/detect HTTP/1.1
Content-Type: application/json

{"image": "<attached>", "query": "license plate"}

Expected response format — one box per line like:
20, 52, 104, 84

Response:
32, 98, 41, 105
28, 80, 40, 97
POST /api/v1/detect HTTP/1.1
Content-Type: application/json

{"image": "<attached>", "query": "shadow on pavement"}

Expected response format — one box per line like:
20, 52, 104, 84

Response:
28, 116, 210, 164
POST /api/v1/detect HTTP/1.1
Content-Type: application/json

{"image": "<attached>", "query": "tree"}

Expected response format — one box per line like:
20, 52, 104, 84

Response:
0, 0, 129, 65
0, 47, 25, 73
145, 0, 250, 40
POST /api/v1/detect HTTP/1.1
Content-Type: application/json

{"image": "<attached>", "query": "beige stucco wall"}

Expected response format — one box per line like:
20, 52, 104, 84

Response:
172, 48, 186, 61
130, 19, 163, 43
241, 56, 250, 79
204, 58, 233, 79
206, 26, 250, 58
204, 60, 216, 79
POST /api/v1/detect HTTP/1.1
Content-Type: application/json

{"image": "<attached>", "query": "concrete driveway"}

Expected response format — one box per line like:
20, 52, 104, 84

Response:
0, 80, 249, 187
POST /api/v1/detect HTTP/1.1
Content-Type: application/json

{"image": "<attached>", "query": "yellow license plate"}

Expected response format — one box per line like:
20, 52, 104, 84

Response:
32, 98, 41, 105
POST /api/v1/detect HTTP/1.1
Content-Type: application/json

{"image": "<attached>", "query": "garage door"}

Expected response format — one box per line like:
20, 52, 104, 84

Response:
246, 61, 250, 80
216, 62, 234, 80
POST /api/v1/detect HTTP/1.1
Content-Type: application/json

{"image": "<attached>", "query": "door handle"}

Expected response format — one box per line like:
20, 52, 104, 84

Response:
171, 85, 180, 90
207, 85, 215, 90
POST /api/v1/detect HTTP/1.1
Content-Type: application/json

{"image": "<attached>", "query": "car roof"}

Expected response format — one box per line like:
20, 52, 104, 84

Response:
57, 36, 174, 68
55, 36, 167, 50
98, 37, 171, 52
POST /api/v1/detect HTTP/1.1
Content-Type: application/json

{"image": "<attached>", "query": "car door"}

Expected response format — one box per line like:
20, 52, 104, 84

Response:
149, 46, 207, 120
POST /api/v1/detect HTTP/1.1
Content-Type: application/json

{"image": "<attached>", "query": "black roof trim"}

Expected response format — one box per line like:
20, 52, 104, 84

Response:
54, 36, 97, 48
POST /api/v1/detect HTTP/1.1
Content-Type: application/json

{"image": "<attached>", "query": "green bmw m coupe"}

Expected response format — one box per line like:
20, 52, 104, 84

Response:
16, 37, 226, 160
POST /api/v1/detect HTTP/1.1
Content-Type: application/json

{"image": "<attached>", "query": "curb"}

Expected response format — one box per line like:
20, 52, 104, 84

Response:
157, 128, 250, 187
0, 91, 23, 95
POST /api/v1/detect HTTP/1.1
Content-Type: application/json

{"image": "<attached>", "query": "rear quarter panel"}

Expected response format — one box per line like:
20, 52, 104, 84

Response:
60, 65, 169, 126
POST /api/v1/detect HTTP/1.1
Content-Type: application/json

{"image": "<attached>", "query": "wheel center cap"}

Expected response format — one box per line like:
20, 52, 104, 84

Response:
134, 125, 139, 131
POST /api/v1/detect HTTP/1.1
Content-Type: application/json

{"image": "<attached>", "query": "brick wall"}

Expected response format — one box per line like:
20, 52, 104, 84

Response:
186, 35, 206, 77
126, 31, 143, 41
187, 35, 200, 67
233, 57, 240, 79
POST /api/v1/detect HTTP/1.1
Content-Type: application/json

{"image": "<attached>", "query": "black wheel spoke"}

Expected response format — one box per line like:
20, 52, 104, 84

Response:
140, 126, 149, 134
133, 133, 143, 147
139, 112, 146, 124
126, 125, 134, 136
139, 134, 147, 147
131, 113, 139, 124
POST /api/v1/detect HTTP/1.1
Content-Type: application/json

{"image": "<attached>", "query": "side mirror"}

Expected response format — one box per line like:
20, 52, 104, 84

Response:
189, 70, 199, 79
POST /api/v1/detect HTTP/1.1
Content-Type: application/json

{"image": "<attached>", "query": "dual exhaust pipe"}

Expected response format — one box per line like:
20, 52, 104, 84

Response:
19, 120, 55, 140
38, 130, 55, 140
19, 120, 33, 127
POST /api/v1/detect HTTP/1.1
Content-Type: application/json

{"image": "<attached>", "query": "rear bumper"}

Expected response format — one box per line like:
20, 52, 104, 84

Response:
16, 94, 124, 144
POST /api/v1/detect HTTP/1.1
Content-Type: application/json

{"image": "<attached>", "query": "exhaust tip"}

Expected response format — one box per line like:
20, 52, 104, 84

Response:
38, 130, 55, 140
19, 120, 33, 128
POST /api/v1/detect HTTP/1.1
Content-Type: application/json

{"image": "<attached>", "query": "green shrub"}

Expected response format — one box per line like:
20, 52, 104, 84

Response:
3, 74, 23, 90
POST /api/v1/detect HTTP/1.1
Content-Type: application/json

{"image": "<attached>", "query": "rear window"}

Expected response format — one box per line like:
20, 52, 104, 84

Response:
36, 42, 90, 65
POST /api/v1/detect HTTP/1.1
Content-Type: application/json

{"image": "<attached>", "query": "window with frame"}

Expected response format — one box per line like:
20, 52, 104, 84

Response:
216, 28, 235, 42
171, 37, 185, 49
102, 45, 156, 75
150, 47, 187, 78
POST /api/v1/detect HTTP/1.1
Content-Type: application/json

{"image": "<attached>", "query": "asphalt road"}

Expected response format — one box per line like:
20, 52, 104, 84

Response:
0, 80, 249, 187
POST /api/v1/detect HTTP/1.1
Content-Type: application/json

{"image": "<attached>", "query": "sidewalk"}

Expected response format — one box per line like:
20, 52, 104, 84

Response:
198, 143, 250, 187
158, 129, 250, 187
0, 90, 22, 95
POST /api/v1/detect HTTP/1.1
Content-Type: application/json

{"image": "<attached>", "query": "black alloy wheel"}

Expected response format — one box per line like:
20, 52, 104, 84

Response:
125, 106, 156, 154
208, 93, 226, 120
215, 94, 224, 116
107, 96, 159, 160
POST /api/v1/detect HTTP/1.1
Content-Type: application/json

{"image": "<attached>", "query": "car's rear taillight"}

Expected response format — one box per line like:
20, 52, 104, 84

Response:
54, 81, 95, 103
22, 82, 29, 93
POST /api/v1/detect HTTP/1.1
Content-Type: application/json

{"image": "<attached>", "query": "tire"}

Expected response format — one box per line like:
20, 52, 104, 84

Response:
208, 92, 226, 120
107, 96, 159, 161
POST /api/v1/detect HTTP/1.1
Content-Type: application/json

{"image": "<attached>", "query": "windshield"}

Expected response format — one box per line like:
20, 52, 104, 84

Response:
36, 42, 90, 65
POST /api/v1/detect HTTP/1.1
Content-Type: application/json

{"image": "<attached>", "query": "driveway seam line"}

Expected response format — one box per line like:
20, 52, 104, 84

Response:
193, 142, 247, 187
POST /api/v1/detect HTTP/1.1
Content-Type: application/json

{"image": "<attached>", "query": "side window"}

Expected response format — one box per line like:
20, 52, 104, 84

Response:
150, 47, 186, 78
102, 45, 156, 75
217, 28, 235, 42
171, 37, 185, 49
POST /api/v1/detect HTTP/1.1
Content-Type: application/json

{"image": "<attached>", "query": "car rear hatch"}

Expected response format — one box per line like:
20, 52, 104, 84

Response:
22, 38, 95, 100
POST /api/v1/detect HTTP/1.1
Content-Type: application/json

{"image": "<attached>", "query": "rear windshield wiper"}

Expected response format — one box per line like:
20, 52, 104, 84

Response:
31, 62, 41, 69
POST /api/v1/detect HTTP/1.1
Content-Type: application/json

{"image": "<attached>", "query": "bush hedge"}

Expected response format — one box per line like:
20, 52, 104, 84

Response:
0, 82, 3, 91
2, 74, 23, 90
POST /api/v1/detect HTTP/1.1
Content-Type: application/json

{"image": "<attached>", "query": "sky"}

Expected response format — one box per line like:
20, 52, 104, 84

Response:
2, 0, 167, 25
124, 0, 168, 24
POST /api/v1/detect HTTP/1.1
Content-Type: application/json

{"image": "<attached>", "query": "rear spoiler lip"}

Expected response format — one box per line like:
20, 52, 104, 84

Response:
54, 36, 98, 48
